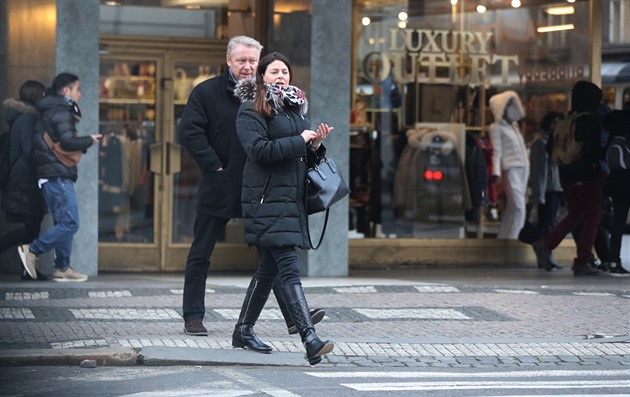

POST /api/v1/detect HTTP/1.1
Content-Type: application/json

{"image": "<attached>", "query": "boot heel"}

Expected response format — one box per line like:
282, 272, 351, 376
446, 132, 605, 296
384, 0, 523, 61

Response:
232, 339, 245, 349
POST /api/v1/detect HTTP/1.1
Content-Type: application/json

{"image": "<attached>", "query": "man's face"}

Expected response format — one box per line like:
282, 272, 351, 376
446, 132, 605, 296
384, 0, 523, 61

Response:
227, 44, 259, 80
63, 81, 81, 103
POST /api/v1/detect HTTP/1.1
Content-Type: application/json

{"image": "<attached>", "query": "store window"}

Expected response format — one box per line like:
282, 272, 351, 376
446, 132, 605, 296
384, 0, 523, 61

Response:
99, 0, 228, 39
352, 0, 592, 240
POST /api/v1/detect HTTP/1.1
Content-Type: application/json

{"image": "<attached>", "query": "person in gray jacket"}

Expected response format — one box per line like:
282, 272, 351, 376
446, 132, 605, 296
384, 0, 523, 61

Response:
233, 52, 334, 365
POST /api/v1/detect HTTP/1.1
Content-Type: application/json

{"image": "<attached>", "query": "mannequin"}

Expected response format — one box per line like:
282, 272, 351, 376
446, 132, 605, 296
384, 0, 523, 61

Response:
489, 90, 529, 239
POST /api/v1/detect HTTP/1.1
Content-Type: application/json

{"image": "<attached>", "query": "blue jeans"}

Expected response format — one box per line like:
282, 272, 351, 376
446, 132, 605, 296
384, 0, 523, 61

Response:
29, 178, 79, 271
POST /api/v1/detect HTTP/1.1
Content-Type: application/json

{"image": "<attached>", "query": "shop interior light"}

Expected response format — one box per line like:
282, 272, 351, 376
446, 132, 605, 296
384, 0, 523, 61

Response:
537, 23, 575, 33
398, 21, 407, 28
511, 0, 521, 8
362, 16, 371, 26
451, 0, 457, 5
545, 5, 574, 15
398, 11, 408, 21
104, 0, 121, 6
567, 0, 576, 3
476, 4, 486, 13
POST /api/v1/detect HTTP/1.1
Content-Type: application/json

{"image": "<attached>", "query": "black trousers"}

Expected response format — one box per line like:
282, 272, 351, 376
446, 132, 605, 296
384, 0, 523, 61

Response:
254, 246, 301, 288
608, 171, 630, 263
0, 218, 42, 255
182, 212, 229, 321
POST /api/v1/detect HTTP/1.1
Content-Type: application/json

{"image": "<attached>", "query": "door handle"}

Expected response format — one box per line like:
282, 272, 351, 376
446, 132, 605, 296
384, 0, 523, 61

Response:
150, 143, 162, 175
166, 142, 181, 175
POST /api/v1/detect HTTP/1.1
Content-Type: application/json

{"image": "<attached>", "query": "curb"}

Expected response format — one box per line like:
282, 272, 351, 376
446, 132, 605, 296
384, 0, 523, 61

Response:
0, 347, 138, 367
139, 346, 309, 367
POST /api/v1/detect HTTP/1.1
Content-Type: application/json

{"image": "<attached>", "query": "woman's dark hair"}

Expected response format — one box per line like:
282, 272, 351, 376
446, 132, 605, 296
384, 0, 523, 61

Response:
19, 80, 46, 105
51, 72, 79, 95
252, 52, 293, 117
540, 111, 564, 131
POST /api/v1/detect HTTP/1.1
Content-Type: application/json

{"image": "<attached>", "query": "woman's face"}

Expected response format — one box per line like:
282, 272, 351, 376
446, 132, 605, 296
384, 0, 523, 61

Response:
263, 60, 290, 87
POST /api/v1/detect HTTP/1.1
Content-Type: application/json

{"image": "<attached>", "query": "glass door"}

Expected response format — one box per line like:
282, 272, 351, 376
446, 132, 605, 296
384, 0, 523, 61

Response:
98, 39, 258, 271
98, 56, 161, 270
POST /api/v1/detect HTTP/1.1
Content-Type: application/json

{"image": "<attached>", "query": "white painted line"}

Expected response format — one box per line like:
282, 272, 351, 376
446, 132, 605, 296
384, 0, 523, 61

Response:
213, 309, 285, 320
413, 285, 460, 293
5, 292, 49, 300
88, 290, 132, 298
69, 308, 181, 320
494, 289, 539, 295
118, 391, 254, 397
333, 286, 378, 294
170, 289, 214, 295
0, 307, 35, 319
353, 308, 470, 320
573, 292, 615, 297
305, 369, 630, 378
341, 380, 630, 391
213, 368, 301, 397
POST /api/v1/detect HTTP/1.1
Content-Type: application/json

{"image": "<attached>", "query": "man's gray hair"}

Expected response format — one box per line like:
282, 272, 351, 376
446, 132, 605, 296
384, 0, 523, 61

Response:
227, 35, 263, 57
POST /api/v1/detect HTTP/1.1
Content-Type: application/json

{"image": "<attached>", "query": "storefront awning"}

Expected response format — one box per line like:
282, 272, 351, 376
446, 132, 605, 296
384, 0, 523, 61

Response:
602, 62, 630, 84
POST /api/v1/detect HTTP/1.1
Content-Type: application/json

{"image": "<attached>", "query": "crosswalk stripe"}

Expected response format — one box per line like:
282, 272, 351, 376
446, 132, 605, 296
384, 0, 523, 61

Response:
341, 380, 630, 391
305, 369, 630, 378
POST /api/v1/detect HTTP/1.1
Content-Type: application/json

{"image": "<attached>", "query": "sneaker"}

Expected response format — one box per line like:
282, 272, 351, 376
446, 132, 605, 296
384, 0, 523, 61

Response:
17, 245, 37, 279
609, 262, 630, 277
184, 318, 208, 336
52, 268, 88, 282
572, 261, 600, 276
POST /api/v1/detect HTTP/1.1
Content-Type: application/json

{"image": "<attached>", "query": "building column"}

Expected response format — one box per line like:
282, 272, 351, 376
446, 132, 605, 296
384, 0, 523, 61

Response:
56, 0, 100, 276
303, 0, 351, 277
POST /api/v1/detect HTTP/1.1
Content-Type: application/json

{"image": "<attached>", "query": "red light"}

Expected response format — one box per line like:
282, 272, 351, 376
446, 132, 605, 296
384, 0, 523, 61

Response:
423, 169, 444, 181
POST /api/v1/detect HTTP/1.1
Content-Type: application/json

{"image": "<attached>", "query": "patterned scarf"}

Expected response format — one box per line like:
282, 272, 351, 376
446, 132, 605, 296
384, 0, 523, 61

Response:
264, 83, 306, 108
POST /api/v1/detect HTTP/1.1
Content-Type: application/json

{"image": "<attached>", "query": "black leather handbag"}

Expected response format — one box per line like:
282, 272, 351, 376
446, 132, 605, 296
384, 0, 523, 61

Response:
306, 155, 350, 215
305, 155, 350, 249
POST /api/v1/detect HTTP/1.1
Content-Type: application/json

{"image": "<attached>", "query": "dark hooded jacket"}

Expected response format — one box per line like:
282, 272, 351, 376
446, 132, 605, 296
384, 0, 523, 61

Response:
32, 94, 94, 181
1, 98, 46, 221
177, 68, 246, 218
551, 81, 603, 184
234, 78, 324, 249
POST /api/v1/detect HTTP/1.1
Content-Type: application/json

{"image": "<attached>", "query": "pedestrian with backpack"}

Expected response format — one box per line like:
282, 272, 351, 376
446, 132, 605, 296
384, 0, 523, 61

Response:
602, 109, 630, 276
0, 80, 48, 280
533, 81, 605, 276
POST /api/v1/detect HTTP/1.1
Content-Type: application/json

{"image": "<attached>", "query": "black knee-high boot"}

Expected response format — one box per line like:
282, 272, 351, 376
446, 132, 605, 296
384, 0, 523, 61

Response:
273, 282, 326, 335
232, 278, 273, 354
281, 284, 334, 365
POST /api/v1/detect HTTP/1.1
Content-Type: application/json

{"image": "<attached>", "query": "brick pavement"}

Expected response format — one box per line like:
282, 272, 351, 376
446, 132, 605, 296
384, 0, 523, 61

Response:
0, 270, 629, 368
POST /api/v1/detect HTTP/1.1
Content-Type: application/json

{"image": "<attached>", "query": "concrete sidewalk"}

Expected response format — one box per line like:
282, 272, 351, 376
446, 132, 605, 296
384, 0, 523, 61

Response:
1, 268, 629, 368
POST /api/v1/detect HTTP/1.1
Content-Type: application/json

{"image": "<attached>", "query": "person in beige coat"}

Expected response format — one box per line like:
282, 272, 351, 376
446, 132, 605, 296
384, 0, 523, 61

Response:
489, 90, 529, 239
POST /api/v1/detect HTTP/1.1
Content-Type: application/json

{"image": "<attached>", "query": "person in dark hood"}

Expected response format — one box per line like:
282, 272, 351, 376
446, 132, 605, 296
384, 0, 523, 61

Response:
18, 73, 102, 282
232, 52, 334, 365
533, 81, 604, 276
0, 80, 47, 279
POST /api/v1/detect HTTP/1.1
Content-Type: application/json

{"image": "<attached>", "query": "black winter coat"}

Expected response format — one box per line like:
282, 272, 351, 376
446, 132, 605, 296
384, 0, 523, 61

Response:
177, 69, 246, 218
32, 94, 94, 181
1, 99, 46, 222
235, 79, 323, 249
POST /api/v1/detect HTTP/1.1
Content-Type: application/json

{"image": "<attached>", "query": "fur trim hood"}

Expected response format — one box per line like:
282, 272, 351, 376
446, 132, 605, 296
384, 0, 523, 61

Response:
3, 98, 39, 125
234, 78, 308, 116
489, 90, 525, 122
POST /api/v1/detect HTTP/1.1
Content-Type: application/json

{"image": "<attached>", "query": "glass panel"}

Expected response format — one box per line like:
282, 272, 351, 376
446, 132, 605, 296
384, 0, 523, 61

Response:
99, 60, 156, 243
172, 61, 224, 244
353, 0, 591, 239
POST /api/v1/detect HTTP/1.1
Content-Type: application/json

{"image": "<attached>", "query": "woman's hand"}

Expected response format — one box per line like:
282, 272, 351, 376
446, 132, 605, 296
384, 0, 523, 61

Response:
301, 129, 318, 143
310, 123, 334, 149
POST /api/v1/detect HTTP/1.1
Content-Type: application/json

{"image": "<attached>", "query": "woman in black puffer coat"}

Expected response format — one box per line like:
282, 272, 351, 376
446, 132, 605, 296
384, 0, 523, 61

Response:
0, 81, 47, 279
232, 52, 334, 365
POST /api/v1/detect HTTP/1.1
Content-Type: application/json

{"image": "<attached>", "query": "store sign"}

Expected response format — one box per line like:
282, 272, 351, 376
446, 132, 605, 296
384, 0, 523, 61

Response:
517, 65, 586, 86
362, 28, 519, 86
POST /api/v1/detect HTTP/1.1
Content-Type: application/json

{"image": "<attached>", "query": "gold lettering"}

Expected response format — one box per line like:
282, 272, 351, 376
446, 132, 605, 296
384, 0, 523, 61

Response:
492, 55, 518, 85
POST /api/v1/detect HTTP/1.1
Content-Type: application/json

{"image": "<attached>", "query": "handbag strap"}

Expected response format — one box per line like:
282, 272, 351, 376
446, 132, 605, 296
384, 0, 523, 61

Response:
306, 207, 329, 250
